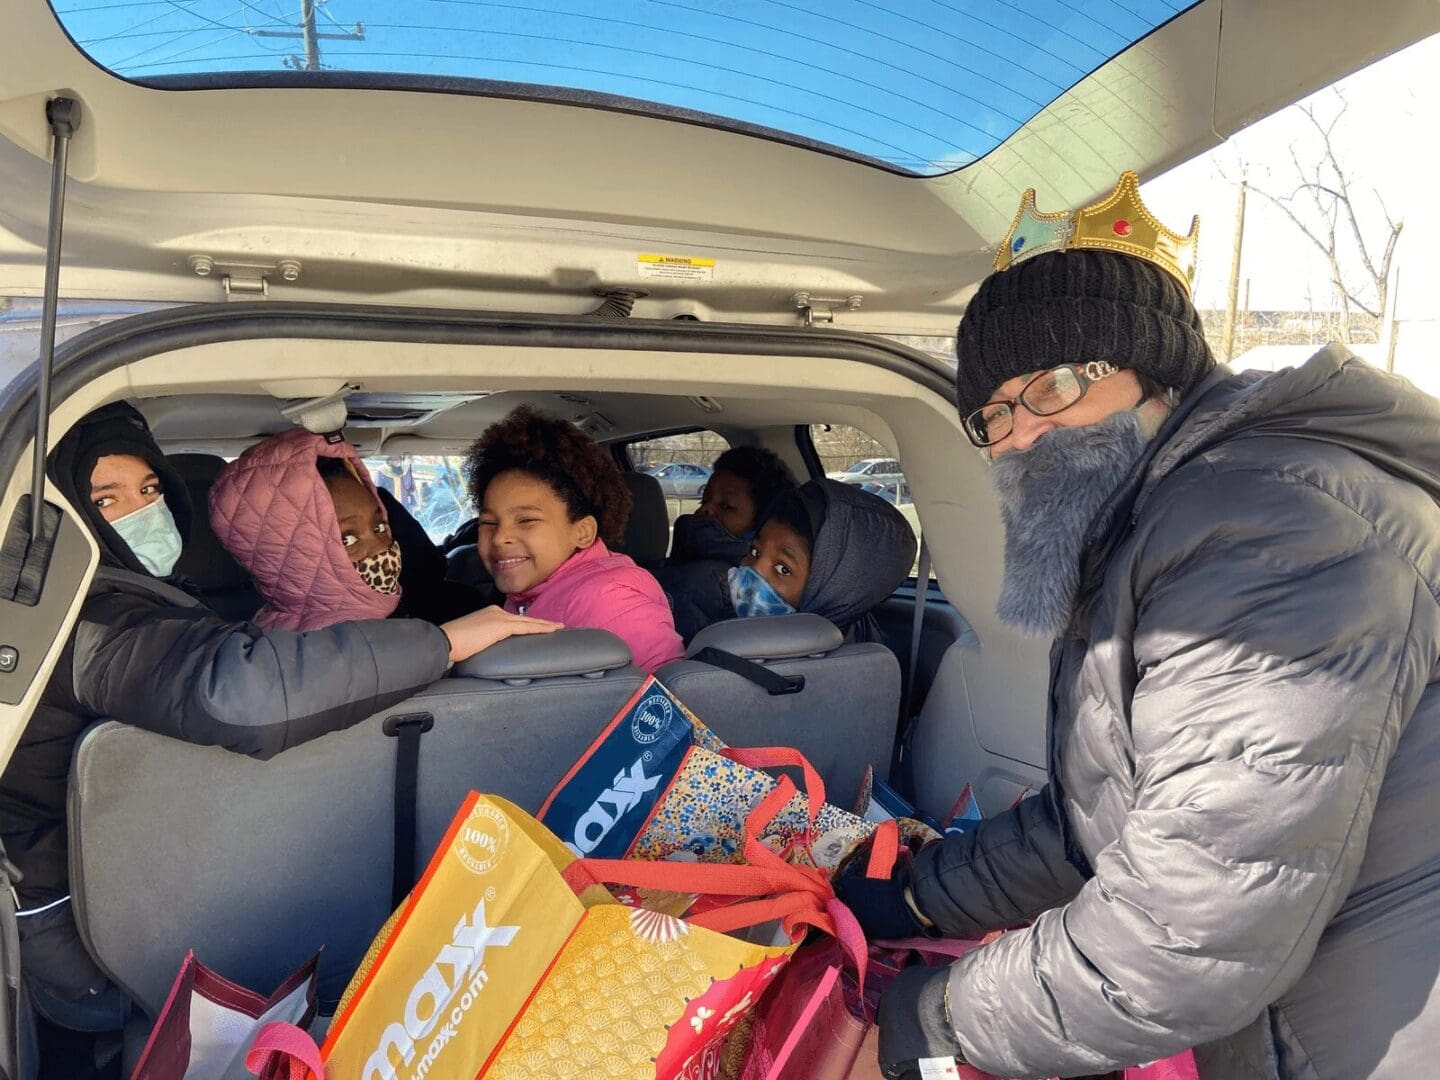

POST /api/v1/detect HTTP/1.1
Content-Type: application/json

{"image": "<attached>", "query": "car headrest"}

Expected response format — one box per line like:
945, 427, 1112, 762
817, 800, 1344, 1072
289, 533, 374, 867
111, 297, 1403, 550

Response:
686, 613, 844, 662
617, 471, 669, 569
444, 543, 493, 587
452, 628, 633, 684
167, 453, 252, 591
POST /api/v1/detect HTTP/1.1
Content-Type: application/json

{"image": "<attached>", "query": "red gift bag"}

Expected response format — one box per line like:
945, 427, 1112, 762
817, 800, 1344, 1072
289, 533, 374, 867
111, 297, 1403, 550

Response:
130, 951, 322, 1080
739, 939, 869, 1080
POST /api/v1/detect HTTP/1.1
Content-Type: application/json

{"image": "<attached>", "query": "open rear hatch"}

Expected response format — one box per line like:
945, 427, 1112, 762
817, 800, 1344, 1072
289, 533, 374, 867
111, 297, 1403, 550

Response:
2, 1, 1435, 334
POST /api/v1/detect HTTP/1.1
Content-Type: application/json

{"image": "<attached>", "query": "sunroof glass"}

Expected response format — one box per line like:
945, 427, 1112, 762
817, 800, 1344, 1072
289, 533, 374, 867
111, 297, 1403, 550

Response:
49, 0, 1199, 175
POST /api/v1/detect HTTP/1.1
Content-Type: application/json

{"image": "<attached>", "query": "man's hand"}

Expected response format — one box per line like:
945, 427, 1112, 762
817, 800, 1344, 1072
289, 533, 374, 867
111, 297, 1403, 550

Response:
878, 965, 966, 1078
440, 606, 563, 662
833, 839, 932, 942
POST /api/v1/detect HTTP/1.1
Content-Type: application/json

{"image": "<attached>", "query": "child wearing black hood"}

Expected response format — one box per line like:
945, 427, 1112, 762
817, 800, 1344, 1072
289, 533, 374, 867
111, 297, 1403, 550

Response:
729, 478, 917, 643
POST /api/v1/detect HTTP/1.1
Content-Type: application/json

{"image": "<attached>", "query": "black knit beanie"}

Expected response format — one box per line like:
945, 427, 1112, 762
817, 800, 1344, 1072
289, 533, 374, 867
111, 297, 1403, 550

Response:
954, 249, 1214, 419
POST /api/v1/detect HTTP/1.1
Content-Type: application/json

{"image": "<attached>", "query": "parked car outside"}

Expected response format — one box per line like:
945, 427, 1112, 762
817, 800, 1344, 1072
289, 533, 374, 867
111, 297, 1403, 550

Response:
648, 462, 712, 498
827, 458, 903, 486
858, 478, 912, 506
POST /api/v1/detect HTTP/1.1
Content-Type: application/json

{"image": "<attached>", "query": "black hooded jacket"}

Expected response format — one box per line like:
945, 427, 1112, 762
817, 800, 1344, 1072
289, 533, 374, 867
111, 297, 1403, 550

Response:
0, 403, 451, 919
792, 479, 918, 643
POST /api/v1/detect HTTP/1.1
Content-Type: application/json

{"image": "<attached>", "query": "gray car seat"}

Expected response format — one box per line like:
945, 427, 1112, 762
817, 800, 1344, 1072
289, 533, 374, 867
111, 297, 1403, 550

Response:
655, 614, 900, 806
614, 471, 669, 571
67, 630, 645, 1035
167, 453, 262, 621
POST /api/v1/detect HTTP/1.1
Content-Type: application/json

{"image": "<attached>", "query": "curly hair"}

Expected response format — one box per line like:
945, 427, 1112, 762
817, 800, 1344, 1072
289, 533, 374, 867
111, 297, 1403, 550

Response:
465, 405, 633, 544
711, 445, 797, 521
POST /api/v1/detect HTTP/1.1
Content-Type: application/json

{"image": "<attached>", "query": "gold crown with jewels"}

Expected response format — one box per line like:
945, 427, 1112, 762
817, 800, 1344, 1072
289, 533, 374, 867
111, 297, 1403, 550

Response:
993, 171, 1200, 295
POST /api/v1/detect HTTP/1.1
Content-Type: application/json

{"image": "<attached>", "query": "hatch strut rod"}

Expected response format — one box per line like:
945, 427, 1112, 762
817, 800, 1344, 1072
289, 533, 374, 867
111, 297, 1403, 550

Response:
29, 98, 81, 547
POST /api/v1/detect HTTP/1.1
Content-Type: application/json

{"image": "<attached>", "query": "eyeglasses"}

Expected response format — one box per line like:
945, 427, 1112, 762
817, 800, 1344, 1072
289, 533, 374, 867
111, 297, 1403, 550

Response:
962, 361, 1119, 448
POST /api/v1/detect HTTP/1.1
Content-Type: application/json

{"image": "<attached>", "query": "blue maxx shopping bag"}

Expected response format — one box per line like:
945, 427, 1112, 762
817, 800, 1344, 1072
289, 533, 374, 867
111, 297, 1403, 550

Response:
537, 676, 709, 859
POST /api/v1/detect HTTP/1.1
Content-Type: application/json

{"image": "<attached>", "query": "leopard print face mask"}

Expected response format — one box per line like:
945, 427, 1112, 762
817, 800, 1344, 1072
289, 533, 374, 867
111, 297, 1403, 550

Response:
355, 540, 402, 595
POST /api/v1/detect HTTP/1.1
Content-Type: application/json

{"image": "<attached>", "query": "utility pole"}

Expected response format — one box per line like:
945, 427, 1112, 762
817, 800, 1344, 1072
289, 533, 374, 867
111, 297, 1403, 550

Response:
250, 1, 364, 70
301, 0, 319, 71
1220, 174, 1248, 364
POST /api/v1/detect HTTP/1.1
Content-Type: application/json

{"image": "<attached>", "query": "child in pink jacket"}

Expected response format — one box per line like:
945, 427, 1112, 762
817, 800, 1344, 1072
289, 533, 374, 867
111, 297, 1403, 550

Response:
466, 406, 683, 672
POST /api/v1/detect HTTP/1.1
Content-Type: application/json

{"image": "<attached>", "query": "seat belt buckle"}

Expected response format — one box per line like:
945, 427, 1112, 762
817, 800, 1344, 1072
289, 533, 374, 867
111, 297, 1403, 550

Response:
771, 673, 805, 696
383, 713, 435, 738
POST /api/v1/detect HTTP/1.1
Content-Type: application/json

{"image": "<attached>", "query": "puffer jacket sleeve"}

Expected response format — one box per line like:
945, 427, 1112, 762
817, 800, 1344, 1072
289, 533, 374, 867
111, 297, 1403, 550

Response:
587, 579, 685, 673
943, 464, 1440, 1077
909, 788, 1087, 936
72, 591, 452, 759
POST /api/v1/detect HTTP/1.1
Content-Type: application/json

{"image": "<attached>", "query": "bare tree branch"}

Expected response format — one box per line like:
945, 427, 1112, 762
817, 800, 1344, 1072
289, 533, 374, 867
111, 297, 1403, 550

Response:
1241, 95, 1396, 329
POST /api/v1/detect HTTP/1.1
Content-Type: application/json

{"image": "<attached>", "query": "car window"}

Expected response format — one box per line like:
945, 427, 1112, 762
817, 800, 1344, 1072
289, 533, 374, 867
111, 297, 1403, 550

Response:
625, 430, 729, 526
809, 424, 931, 580
361, 453, 474, 545
46, 1, 1197, 177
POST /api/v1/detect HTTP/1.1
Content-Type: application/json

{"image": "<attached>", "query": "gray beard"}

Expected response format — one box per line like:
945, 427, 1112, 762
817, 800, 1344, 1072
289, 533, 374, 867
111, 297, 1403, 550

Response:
990, 409, 1151, 638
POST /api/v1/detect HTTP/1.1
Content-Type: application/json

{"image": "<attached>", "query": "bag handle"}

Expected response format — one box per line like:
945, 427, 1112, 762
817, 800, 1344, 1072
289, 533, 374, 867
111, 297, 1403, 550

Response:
718, 746, 826, 828
719, 745, 900, 879
563, 778, 832, 907
566, 776, 874, 983
866, 818, 901, 879
246, 1022, 323, 1080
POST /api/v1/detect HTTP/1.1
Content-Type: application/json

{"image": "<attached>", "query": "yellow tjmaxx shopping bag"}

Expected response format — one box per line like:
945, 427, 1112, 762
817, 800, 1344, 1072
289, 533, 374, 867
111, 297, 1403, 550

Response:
321, 790, 835, 1079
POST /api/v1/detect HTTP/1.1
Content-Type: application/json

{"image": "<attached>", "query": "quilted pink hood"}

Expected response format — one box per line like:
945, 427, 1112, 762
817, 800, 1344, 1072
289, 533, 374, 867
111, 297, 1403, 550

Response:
209, 428, 400, 631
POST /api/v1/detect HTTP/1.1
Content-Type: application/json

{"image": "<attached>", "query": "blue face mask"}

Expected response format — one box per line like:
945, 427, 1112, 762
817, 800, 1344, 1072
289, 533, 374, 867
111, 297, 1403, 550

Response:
110, 496, 183, 577
727, 564, 796, 619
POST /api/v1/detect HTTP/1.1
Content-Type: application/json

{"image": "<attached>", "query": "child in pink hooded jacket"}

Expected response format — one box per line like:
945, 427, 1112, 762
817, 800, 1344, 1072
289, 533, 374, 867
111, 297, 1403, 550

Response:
209, 428, 405, 631
465, 406, 683, 672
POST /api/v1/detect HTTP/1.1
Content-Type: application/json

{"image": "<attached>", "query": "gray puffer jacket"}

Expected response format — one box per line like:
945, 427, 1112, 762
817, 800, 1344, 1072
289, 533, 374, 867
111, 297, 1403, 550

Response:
911, 346, 1440, 1078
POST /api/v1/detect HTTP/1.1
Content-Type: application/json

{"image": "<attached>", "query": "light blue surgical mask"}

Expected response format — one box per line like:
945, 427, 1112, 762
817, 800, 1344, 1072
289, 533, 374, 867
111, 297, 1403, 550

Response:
727, 564, 795, 619
110, 496, 183, 577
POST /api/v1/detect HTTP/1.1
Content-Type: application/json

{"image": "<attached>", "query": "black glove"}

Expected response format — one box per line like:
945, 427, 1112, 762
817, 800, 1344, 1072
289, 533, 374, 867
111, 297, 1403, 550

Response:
832, 846, 929, 942
877, 964, 966, 1078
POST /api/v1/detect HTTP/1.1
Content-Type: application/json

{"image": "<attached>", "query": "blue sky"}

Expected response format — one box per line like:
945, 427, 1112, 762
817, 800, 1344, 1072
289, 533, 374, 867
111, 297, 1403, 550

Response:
50, 0, 1190, 173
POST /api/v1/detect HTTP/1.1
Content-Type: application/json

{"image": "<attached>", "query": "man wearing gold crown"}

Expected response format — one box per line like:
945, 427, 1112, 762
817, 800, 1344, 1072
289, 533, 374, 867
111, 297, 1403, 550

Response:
837, 173, 1440, 1078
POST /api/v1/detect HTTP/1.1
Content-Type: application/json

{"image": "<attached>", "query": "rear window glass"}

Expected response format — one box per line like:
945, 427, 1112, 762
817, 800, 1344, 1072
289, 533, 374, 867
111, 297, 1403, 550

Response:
809, 423, 929, 578
626, 430, 729, 525
50, 0, 1199, 175
362, 453, 473, 545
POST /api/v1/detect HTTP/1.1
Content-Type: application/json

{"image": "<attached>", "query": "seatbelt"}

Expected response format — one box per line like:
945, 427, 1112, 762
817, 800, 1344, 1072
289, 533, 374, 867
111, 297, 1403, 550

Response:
383, 712, 434, 910
691, 647, 805, 696
893, 538, 931, 798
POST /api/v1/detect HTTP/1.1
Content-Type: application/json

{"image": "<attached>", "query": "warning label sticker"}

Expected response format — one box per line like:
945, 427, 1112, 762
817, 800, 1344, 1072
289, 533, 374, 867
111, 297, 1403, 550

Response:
637, 253, 715, 282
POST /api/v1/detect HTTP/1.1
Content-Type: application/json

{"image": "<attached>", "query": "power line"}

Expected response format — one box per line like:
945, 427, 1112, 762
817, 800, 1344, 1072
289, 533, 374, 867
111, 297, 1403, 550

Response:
422, 0, 1050, 112
143, 26, 251, 68
356, 25, 968, 157
359, 17, 1013, 142
161, 0, 245, 34
316, 0, 353, 33
84, 1, 210, 58
107, 3, 253, 68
